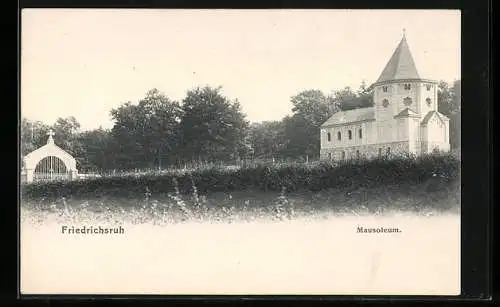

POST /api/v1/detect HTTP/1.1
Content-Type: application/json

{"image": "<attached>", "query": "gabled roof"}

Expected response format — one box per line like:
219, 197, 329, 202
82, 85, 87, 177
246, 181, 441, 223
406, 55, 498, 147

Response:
24, 142, 75, 162
421, 110, 450, 126
394, 107, 420, 119
321, 107, 375, 127
374, 34, 420, 85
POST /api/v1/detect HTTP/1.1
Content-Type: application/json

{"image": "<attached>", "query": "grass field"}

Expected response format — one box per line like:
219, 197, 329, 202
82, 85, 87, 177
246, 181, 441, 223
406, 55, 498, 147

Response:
21, 152, 460, 222
21, 177, 460, 225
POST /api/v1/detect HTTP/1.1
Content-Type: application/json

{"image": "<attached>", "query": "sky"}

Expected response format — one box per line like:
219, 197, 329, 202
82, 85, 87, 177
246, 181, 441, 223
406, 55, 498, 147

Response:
21, 9, 461, 131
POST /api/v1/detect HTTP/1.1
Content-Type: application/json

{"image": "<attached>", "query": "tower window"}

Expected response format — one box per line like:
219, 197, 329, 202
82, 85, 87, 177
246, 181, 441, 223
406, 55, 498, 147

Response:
404, 84, 411, 90
348, 130, 352, 140
426, 84, 431, 91
337, 132, 341, 141
327, 132, 331, 142
403, 97, 413, 106
426, 98, 432, 106
382, 99, 389, 108
382, 86, 388, 92
359, 129, 362, 139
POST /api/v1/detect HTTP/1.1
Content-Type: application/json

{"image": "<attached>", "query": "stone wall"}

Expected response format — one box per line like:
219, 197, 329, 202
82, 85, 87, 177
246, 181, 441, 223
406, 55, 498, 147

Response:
421, 141, 450, 155
320, 141, 410, 161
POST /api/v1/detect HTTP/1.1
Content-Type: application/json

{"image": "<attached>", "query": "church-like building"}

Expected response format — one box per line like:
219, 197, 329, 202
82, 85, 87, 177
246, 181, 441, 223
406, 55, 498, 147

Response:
320, 32, 450, 160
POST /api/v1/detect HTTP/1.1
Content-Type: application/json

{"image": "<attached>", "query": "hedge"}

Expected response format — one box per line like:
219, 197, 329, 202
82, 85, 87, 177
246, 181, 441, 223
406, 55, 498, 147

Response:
21, 152, 460, 200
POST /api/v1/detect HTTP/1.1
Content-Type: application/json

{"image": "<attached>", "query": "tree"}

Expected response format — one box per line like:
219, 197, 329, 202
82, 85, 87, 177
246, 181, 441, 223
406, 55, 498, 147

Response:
437, 79, 461, 149
20, 118, 53, 156
451, 79, 461, 114
437, 81, 454, 116
248, 121, 287, 159
50, 117, 83, 164
330, 83, 374, 111
282, 89, 333, 159
179, 86, 249, 163
75, 128, 116, 171
138, 89, 183, 168
110, 89, 182, 169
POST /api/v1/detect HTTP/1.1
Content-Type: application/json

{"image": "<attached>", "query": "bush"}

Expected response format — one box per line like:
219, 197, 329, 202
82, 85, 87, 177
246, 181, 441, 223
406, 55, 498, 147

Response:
21, 152, 460, 201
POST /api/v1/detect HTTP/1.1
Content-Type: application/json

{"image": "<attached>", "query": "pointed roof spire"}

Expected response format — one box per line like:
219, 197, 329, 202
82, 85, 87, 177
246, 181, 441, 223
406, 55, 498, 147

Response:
374, 30, 420, 85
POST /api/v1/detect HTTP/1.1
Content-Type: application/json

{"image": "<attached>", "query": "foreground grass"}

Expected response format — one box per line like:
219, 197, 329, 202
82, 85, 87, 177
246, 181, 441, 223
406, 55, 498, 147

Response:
21, 177, 460, 226
21, 153, 460, 224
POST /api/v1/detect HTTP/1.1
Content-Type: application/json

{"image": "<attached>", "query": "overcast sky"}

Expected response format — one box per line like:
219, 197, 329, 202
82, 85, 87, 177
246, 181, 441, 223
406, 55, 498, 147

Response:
21, 9, 461, 131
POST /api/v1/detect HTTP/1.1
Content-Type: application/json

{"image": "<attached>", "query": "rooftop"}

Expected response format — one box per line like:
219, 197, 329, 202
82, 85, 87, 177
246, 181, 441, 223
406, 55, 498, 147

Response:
373, 31, 421, 85
321, 107, 375, 127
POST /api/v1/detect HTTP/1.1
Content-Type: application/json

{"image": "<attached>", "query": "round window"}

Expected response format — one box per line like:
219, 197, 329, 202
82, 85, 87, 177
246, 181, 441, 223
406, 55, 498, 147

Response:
426, 98, 432, 106
403, 97, 413, 106
382, 99, 389, 108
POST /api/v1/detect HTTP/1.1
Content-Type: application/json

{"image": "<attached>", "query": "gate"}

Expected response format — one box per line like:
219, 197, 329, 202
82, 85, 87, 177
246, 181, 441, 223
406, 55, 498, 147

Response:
33, 156, 70, 182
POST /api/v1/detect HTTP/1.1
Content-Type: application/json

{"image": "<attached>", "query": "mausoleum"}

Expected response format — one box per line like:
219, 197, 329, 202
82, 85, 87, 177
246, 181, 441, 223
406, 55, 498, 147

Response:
320, 31, 450, 160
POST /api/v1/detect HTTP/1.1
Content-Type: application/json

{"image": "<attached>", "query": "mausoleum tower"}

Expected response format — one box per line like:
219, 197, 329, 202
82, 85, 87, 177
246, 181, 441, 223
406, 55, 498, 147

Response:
372, 30, 440, 154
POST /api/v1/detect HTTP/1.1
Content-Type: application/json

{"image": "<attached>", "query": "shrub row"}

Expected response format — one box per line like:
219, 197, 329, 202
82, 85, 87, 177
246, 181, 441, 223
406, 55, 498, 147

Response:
21, 153, 460, 200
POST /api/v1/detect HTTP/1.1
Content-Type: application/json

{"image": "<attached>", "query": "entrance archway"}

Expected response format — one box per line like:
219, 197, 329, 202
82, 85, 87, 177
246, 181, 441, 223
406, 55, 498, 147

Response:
33, 156, 70, 182
22, 129, 78, 183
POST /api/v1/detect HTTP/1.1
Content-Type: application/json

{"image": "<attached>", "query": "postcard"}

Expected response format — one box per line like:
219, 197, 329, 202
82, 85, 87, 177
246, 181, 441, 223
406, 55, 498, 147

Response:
20, 9, 461, 295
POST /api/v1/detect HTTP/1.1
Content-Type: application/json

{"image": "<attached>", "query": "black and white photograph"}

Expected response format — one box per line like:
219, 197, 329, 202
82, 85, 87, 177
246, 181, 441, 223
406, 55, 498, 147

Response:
20, 9, 461, 295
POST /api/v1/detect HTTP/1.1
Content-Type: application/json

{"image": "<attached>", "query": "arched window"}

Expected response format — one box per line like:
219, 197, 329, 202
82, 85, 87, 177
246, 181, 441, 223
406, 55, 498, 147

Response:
348, 130, 352, 140
341, 151, 346, 160
382, 99, 389, 108
356, 150, 360, 158
328, 153, 332, 160
386, 147, 391, 156
337, 132, 341, 141
382, 86, 388, 92
426, 98, 432, 106
358, 129, 362, 139
426, 84, 431, 91
378, 148, 382, 157
327, 132, 331, 142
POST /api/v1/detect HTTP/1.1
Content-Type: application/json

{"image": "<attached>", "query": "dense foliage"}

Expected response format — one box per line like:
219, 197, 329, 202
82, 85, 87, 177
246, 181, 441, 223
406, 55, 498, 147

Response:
21, 80, 461, 172
22, 152, 460, 201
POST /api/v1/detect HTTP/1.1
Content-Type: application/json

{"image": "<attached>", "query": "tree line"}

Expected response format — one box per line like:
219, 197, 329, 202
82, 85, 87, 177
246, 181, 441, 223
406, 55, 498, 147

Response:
21, 80, 461, 172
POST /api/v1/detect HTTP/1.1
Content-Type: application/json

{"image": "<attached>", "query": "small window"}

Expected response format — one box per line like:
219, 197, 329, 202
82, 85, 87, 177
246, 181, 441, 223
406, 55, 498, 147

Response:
378, 148, 382, 157
356, 150, 360, 158
404, 83, 411, 90
386, 147, 391, 156
382, 99, 389, 108
426, 84, 431, 91
426, 97, 432, 106
403, 97, 413, 106
327, 132, 331, 142
382, 86, 388, 92
348, 130, 352, 140
337, 132, 341, 141
358, 129, 362, 139
328, 152, 332, 160
341, 151, 346, 160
